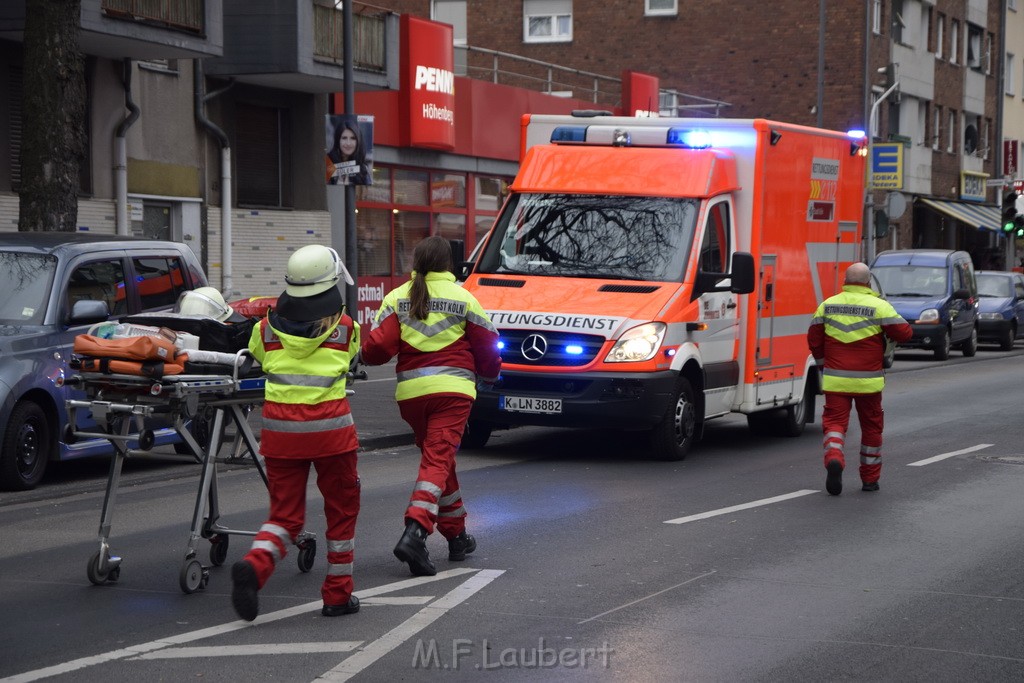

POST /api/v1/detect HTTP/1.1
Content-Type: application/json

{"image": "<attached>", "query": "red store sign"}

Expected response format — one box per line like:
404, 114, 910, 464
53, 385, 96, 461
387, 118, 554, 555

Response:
400, 15, 455, 151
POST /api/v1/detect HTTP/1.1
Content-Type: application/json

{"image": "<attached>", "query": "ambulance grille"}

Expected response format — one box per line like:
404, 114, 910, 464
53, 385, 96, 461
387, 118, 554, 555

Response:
499, 329, 605, 366
478, 278, 525, 288
597, 284, 660, 293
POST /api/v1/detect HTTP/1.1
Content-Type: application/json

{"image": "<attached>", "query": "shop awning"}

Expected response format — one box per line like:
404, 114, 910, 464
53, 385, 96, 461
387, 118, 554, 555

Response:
918, 197, 1002, 232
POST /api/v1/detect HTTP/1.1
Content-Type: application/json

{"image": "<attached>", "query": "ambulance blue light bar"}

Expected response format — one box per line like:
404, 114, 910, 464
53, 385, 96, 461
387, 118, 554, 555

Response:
550, 126, 588, 143
665, 128, 712, 149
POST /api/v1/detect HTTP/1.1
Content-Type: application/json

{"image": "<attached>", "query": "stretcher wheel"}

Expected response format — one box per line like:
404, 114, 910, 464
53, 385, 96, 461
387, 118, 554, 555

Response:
86, 551, 120, 585
209, 535, 229, 566
297, 539, 316, 573
138, 429, 155, 451
179, 558, 208, 594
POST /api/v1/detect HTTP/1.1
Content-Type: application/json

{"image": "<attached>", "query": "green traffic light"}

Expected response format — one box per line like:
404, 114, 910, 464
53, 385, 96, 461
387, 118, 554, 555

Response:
1004, 221, 1016, 233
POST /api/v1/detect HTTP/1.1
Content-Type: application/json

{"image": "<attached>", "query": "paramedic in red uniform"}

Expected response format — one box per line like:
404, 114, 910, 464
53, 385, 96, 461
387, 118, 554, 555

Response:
231, 244, 362, 621
361, 235, 501, 576
807, 262, 911, 496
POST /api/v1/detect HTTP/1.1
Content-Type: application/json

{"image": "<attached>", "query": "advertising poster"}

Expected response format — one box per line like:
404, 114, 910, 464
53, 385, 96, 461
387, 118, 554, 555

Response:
325, 114, 374, 186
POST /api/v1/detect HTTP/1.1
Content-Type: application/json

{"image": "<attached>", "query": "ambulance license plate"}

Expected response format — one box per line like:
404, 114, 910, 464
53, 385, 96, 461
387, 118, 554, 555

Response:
499, 395, 562, 414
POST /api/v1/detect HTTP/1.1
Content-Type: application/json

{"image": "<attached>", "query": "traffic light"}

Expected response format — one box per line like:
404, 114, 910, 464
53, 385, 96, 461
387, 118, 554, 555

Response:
1002, 190, 1020, 233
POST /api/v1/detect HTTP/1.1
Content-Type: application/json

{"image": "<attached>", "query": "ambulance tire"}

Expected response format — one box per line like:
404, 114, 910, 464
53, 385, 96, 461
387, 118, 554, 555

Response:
777, 381, 812, 437
461, 420, 492, 449
649, 377, 696, 461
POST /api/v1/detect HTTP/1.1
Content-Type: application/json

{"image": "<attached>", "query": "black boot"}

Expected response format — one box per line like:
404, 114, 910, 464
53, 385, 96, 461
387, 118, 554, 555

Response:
393, 521, 436, 576
231, 560, 259, 622
448, 531, 477, 561
322, 595, 360, 617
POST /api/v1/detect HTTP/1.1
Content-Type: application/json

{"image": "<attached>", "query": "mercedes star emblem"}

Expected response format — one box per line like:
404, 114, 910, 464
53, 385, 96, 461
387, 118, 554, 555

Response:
521, 333, 548, 361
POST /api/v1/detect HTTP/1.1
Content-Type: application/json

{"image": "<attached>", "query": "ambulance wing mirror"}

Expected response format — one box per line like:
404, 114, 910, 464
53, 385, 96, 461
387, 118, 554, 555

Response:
729, 252, 755, 294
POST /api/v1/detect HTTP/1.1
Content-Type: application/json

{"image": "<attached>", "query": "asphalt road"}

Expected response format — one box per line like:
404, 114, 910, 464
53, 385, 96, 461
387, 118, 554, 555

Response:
3, 345, 1024, 681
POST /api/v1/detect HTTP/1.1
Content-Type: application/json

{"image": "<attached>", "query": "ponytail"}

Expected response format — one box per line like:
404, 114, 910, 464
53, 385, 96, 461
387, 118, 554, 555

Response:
407, 235, 454, 321
409, 271, 429, 320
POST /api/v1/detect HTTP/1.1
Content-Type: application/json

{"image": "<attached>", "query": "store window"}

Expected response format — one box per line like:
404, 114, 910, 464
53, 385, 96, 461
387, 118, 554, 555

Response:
394, 210, 431, 276
393, 169, 429, 206
355, 207, 393, 277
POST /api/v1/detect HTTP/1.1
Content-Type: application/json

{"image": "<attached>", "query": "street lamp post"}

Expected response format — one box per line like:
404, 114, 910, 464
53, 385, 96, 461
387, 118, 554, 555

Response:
865, 80, 900, 264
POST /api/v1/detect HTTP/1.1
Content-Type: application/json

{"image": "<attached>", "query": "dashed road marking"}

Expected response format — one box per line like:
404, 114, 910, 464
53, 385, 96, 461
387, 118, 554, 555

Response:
663, 489, 818, 525
907, 443, 993, 467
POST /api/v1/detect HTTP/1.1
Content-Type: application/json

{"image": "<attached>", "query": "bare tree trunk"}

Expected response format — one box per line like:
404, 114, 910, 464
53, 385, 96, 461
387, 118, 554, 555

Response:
18, 0, 85, 232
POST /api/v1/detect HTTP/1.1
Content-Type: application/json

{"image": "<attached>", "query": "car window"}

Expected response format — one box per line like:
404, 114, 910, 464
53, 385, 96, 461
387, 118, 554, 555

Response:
0, 252, 57, 324
67, 259, 127, 317
977, 274, 1012, 298
133, 256, 189, 311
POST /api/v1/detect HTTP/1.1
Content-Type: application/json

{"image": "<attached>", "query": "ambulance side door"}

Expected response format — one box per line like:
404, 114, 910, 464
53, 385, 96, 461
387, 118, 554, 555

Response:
696, 198, 740, 415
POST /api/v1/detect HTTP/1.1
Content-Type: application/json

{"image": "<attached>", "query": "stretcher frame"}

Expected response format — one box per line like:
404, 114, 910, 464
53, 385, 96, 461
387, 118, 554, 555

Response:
65, 352, 317, 594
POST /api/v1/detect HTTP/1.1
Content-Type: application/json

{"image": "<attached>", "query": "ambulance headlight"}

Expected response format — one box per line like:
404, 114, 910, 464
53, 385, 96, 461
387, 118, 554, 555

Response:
916, 308, 940, 324
606, 322, 666, 362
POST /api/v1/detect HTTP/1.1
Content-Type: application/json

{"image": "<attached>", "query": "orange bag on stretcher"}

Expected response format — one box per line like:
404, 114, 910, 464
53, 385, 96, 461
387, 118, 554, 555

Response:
73, 333, 188, 377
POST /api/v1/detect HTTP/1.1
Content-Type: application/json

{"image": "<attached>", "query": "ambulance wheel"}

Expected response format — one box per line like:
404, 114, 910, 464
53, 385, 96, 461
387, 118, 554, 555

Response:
460, 420, 492, 449
649, 377, 696, 461
297, 539, 316, 573
86, 551, 119, 585
776, 381, 813, 437
179, 558, 207, 593
137, 429, 155, 451
209, 535, 229, 566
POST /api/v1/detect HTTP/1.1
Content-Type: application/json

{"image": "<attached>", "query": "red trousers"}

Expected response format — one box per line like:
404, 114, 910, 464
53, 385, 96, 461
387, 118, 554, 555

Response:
821, 391, 884, 484
243, 452, 360, 606
398, 395, 472, 539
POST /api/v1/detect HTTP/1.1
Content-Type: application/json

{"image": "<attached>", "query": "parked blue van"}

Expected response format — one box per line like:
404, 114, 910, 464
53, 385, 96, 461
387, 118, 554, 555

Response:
869, 249, 979, 360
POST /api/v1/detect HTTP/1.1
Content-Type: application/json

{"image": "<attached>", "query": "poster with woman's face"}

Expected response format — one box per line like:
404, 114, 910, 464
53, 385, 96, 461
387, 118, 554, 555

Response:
325, 114, 374, 186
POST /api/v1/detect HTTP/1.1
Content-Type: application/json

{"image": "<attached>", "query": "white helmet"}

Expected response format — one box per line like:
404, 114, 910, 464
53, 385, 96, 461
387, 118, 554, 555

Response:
284, 244, 354, 298
176, 287, 233, 322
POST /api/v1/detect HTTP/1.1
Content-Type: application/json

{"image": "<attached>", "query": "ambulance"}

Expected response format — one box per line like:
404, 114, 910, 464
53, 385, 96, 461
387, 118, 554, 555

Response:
461, 113, 867, 460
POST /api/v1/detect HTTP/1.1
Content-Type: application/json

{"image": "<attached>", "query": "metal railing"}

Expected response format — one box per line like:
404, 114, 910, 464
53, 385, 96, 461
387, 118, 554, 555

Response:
313, 1, 388, 71
101, 0, 204, 34
457, 44, 729, 116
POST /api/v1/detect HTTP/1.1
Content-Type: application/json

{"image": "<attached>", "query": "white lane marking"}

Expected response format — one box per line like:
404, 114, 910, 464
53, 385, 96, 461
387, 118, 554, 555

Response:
1, 568, 480, 683
663, 489, 819, 525
578, 570, 718, 625
317, 569, 505, 682
137, 642, 362, 659
363, 596, 433, 605
907, 443, 993, 467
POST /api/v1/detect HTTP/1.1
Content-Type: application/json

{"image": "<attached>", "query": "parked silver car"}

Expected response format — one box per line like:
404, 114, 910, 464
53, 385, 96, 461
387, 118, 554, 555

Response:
0, 232, 208, 490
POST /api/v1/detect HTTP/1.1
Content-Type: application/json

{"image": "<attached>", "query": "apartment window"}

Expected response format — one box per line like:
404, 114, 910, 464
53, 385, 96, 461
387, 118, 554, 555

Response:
872, 0, 882, 34
947, 109, 956, 153
967, 24, 983, 71
523, 0, 572, 43
932, 105, 941, 150
983, 118, 991, 160
963, 113, 980, 155
950, 21, 959, 65
917, 102, 928, 146
431, 0, 467, 45
935, 14, 944, 59
986, 33, 994, 75
645, 0, 677, 16
925, 7, 935, 53
1009, 54, 1017, 97
236, 104, 291, 208
892, 0, 905, 45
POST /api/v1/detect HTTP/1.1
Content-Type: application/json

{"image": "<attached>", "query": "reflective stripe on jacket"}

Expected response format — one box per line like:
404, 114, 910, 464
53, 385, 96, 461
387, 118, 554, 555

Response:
248, 315, 359, 457
807, 284, 912, 394
361, 271, 501, 402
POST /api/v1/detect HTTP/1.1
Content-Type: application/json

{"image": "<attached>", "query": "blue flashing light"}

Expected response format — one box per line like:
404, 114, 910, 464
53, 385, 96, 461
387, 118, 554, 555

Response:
564, 344, 584, 355
497, 340, 506, 350
666, 128, 712, 149
846, 129, 866, 139
550, 126, 588, 143
664, 348, 676, 357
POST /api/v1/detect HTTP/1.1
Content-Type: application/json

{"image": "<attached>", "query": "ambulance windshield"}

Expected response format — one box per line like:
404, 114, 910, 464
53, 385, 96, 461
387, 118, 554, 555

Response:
476, 193, 698, 282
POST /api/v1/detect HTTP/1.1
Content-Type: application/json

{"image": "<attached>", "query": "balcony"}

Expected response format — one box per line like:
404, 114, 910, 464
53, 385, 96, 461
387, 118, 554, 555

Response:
204, 0, 397, 94
0, 0, 223, 60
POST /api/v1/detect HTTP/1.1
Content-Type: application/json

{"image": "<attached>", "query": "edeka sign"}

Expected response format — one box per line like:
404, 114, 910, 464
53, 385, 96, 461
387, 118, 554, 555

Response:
401, 15, 455, 150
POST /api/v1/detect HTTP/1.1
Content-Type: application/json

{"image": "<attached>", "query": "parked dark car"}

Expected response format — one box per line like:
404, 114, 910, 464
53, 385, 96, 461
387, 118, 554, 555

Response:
0, 232, 208, 490
869, 249, 979, 360
975, 270, 1024, 350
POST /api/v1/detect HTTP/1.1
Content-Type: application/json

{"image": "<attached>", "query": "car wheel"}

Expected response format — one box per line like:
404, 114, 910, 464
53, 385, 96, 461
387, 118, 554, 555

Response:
933, 329, 951, 360
460, 420, 492, 449
0, 401, 51, 491
960, 326, 978, 357
999, 324, 1016, 351
649, 377, 697, 461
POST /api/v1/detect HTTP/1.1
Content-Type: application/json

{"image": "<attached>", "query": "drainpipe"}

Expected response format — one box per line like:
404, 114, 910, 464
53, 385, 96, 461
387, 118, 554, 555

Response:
193, 60, 235, 295
114, 59, 139, 236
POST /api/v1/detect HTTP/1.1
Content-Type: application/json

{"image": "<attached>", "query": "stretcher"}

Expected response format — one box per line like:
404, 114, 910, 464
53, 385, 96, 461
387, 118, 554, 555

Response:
64, 351, 317, 594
